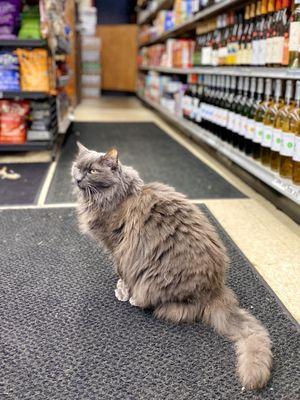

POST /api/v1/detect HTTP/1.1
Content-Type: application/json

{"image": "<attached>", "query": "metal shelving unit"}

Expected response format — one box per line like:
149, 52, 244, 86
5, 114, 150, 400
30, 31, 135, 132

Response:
138, 94, 300, 206
137, 0, 174, 25
138, 0, 246, 47
0, 39, 47, 48
139, 66, 300, 79
0, 91, 50, 100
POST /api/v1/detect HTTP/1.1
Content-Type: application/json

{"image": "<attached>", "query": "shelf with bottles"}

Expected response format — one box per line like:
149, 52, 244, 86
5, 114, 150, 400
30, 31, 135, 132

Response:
138, 0, 246, 47
137, 71, 300, 203
139, 0, 300, 71
138, 0, 175, 25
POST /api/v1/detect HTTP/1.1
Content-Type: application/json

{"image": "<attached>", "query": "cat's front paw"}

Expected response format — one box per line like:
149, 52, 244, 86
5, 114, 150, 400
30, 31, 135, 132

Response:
129, 297, 139, 307
115, 279, 130, 302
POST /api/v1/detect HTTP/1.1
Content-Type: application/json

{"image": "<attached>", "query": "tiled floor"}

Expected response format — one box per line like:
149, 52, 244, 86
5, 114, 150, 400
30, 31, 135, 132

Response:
1, 96, 299, 322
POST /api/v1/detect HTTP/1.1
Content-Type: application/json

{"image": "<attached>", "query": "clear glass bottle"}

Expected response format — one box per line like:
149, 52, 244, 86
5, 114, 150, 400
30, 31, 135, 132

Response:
270, 80, 294, 170
280, 80, 300, 177
253, 78, 271, 159
288, 0, 300, 67
292, 81, 300, 183
261, 79, 284, 165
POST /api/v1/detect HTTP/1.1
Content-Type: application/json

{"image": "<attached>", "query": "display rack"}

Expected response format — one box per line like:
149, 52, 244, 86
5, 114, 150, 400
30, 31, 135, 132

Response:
138, 0, 247, 47
137, 0, 300, 209
0, 3, 73, 157
138, 94, 300, 205
138, 0, 174, 25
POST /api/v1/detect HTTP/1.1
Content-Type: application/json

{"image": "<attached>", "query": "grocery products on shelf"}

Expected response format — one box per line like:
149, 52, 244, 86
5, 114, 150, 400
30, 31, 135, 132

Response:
79, 6, 101, 99
0, 98, 56, 144
138, 0, 210, 44
138, 71, 300, 185
0, 52, 20, 91
138, 0, 300, 69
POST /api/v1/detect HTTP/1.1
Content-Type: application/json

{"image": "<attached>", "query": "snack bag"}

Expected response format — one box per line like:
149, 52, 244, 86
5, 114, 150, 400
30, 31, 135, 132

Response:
0, 100, 29, 143
16, 49, 50, 92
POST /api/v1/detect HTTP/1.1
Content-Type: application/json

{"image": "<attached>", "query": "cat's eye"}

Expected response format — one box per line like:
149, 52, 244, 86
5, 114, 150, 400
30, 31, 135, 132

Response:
89, 169, 97, 174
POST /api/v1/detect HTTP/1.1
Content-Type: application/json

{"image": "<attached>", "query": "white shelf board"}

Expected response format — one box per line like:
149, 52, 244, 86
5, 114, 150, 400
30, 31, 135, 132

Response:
138, 94, 300, 205
139, 66, 300, 79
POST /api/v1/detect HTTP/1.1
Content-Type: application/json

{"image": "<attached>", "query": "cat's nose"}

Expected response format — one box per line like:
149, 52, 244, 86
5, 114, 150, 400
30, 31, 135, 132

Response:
76, 178, 82, 185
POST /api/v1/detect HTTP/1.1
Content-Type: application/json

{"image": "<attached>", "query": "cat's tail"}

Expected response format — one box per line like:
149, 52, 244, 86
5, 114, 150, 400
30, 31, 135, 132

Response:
203, 286, 272, 390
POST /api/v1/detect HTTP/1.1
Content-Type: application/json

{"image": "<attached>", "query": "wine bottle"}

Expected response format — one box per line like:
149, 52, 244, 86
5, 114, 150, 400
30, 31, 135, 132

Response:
288, 0, 300, 67
261, 79, 284, 165
292, 81, 300, 184
258, 0, 269, 65
238, 76, 250, 151
244, 77, 257, 155
280, 80, 299, 177
282, 0, 291, 65
266, 0, 276, 65
232, 77, 245, 146
270, 80, 293, 170
252, 1, 262, 65
253, 78, 271, 159
239, 5, 250, 65
226, 76, 237, 143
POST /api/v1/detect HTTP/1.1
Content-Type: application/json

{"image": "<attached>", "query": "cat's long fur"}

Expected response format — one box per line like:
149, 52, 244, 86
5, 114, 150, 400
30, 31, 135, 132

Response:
73, 144, 272, 390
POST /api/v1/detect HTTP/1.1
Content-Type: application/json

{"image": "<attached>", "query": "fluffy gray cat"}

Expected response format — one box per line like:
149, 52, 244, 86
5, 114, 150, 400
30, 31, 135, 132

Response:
72, 143, 272, 390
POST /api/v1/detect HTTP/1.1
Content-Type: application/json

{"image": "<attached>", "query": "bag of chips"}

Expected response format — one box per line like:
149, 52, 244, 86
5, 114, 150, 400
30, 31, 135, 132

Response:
0, 100, 29, 143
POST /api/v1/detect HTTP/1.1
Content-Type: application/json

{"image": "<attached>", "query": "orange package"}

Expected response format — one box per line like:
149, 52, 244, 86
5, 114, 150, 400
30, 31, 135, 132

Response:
0, 100, 29, 144
16, 49, 51, 92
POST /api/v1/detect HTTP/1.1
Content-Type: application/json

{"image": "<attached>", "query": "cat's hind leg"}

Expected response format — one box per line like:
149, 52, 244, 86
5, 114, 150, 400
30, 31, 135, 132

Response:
154, 302, 201, 323
114, 279, 130, 302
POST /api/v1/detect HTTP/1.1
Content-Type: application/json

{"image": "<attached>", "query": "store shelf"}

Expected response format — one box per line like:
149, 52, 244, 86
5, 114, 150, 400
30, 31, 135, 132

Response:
58, 114, 73, 134
139, 0, 246, 47
0, 39, 47, 48
138, 0, 174, 25
139, 65, 300, 79
0, 91, 50, 100
0, 141, 54, 152
138, 94, 300, 205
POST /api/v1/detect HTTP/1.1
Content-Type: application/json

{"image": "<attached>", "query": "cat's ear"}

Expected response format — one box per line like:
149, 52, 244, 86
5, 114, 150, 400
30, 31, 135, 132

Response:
103, 148, 119, 169
76, 141, 88, 154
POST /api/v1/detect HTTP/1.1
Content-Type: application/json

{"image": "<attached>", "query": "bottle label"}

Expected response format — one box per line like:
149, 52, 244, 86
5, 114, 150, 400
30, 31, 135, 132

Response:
266, 38, 273, 64
227, 111, 234, 130
282, 35, 289, 66
293, 136, 300, 161
253, 122, 264, 143
195, 105, 202, 122
280, 132, 295, 156
271, 128, 282, 151
252, 40, 259, 65
201, 47, 212, 65
273, 36, 284, 64
258, 39, 267, 66
241, 116, 247, 136
289, 22, 300, 52
234, 114, 242, 133
261, 125, 274, 148
246, 119, 255, 139
191, 98, 200, 120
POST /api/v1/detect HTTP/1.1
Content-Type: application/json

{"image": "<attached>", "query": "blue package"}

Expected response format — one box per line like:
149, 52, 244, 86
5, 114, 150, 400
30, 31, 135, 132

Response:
0, 51, 20, 91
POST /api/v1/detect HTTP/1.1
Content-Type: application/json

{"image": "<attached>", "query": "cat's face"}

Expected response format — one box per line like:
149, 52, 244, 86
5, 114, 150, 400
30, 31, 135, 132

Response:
72, 143, 120, 194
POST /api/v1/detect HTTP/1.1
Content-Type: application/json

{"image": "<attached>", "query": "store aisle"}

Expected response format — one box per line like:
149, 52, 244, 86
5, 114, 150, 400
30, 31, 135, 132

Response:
0, 97, 299, 399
